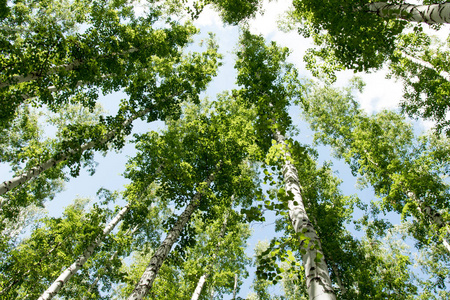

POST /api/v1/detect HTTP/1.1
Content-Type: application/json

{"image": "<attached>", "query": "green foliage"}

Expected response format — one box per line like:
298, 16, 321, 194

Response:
389, 32, 450, 135
180, 0, 262, 25
234, 31, 305, 151
117, 207, 251, 300
289, 0, 407, 72
0, 0, 212, 129
0, 197, 109, 299
303, 81, 450, 295
0, 103, 105, 221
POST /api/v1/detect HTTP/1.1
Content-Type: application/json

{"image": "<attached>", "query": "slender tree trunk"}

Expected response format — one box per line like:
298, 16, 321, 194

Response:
190, 209, 230, 300
330, 260, 346, 295
272, 130, 336, 300
366, 2, 450, 24
209, 287, 214, 300
127, 173, 215, 300
0, 108, 150, 200
38, 204, 130, 300
400, 52, 450, 82
191, 274, 209, 300
0, 60, 83, 89
232, 273, 238, 300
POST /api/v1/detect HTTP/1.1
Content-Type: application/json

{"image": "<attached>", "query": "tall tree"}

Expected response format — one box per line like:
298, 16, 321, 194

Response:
0, 182, 168, 299
0, 33, 221, 213
0, 197, 109, 299
281, 0, 450, 133
235, 31, 335, 300
302, 80, 450, 291
118, 207, 251, 300
388, 32, 450, 134
124, 96, 260, 299
38, 204, 131, 300
287, 0, 449, 72
0, 0, 201, 128
303, 81, 450, 250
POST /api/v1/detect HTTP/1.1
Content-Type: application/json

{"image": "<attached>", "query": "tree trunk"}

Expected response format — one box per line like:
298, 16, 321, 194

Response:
232, 273, 238, 300
191, 274, 208, 300
0, 108, 150, 201
127, 173, 215, 300
366, 2, 450, 24
272, 130, 336, 300
38, 204, 130, 300
400, 52, 450, 82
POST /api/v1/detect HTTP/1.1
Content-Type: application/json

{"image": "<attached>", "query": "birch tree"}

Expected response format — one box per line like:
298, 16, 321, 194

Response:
274, 0, 448, 134
0, 34, 221, 213
123, 96, 260, 299
0, 197, 109, 299
303, 81, 450, 250
0, 181, 168, 299
188, 208, 251, 300
0, 0, 201, 128
287, 0, 450, 71
118, 207, 251, 300
235, 31, 336, 300
388, 32, 450, 134
0, 103, 103, 242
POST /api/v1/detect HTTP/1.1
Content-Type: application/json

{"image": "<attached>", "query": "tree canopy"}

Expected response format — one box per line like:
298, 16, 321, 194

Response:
0, 0, 449, 299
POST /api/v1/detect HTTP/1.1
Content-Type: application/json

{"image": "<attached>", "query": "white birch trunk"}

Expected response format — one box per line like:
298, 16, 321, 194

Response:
420, 205, 450, 253
232, 273, 238, 300
0, 196, 6, 209
366, 2, 450, 24
0, 108, 150, 201
273, 130, 336, 300
400, 52, 450, 82
127, 174, 214, 300
191, 274, 208, 300
0, 48, 138, 89
38, 204, 130, 300
0, 60, 83, 89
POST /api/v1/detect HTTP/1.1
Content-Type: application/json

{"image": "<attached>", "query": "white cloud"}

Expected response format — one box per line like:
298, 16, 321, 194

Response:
249, 0, 291, 36
338, 69, 404, 114
194, 6, 224, 27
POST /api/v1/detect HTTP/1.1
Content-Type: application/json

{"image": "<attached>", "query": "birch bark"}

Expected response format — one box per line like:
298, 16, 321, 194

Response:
400, 52, 450, 82
0, 60, 83, 89
127, 173, 214, 300
366, 2, 450, 24
232, 273, 238, 300
0, 108, 150, 200
38, 204, 130, 300
272, 130, 335, 300
191, 274, 208, 300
